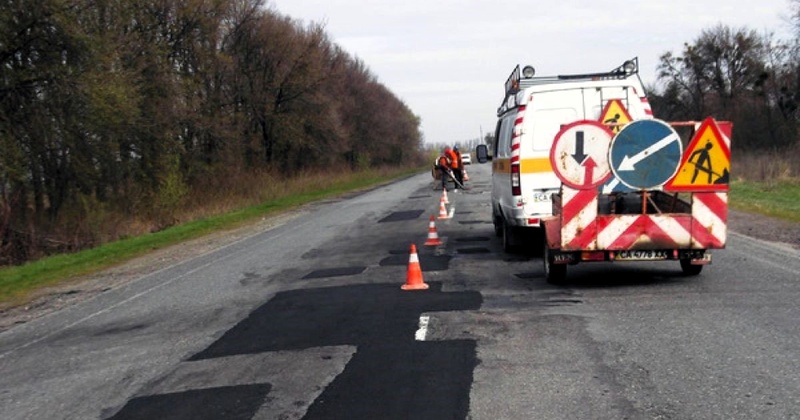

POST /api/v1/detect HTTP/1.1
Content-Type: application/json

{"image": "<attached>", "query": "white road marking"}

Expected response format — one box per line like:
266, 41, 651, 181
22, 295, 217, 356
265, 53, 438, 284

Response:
415, 315, 430, 341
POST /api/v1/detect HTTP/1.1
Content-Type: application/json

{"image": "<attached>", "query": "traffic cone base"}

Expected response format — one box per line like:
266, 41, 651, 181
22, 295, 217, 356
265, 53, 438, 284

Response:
437, 198, 451, 220
402, 244, 429, 290
424, 215, 442, 246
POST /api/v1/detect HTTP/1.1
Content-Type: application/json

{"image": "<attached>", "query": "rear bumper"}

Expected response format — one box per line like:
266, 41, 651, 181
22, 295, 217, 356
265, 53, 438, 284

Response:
547, 248, 711, 265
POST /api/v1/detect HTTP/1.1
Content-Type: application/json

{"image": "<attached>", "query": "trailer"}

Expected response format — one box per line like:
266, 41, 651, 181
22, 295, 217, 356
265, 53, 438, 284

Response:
541, 117, 732, 284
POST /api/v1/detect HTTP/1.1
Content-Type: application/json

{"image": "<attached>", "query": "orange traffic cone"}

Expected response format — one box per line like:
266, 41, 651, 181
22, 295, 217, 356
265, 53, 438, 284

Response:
441, 188, 449, 204
402, 244, 429, 290
437, 197, 451, 220
424, 215, 443, 246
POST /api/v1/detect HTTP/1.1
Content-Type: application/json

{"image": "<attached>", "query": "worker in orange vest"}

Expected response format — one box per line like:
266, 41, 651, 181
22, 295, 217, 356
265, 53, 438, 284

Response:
450, 146, 463, 188
437, 147, 453, 190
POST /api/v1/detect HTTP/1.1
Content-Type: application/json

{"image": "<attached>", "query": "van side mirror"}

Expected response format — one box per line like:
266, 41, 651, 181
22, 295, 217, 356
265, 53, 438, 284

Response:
476, 144, 491, 163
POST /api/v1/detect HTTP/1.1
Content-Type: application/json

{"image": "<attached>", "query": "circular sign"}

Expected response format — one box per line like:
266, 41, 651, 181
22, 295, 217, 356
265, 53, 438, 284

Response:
549, 120, 613, 189
609, 119, 683, 190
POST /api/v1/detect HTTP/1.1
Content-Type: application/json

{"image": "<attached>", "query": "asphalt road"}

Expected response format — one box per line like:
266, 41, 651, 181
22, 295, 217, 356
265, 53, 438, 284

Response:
1, 162, 799, 420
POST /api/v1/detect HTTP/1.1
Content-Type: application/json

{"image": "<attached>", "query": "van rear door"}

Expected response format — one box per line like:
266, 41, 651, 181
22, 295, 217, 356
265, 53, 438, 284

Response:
517, 89, 582, 222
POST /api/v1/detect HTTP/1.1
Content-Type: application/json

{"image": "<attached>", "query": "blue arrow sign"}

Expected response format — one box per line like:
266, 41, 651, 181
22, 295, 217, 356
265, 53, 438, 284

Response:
601, 176, 635, 193
609, 119, 683, 190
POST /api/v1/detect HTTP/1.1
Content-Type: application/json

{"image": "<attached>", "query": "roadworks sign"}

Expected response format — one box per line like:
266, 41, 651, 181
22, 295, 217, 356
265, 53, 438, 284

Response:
599, 99, 633, 133
666, 118, 731, 191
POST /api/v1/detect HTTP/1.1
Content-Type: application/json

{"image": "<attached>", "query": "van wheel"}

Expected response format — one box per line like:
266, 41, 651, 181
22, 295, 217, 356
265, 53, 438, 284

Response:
680, 259, 703, 276
493, 213, 503, 237
530, 228, 545, 256
543, 241, 567, 285
502, 220, 517, 253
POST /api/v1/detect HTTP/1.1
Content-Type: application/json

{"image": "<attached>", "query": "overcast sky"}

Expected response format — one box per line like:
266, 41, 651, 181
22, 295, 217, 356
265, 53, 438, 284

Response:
271, 0, 794, 146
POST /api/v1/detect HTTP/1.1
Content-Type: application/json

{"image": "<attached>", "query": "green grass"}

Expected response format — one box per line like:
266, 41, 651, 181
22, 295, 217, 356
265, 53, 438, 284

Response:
0, 166, 422, 307
729, 179, 800, 223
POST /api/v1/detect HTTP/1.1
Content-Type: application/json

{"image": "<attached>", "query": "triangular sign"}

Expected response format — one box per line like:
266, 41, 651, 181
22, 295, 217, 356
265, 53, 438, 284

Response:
599, 99, 633, 134
665, 118, 731, 192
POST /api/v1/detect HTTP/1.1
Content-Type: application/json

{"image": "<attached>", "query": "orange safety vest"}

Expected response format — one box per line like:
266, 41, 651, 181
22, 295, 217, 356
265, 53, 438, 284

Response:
446, 149, 459, 169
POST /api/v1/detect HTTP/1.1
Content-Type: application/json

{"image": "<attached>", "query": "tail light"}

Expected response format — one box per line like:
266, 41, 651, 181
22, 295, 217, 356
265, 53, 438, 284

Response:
511, 163, 521, 196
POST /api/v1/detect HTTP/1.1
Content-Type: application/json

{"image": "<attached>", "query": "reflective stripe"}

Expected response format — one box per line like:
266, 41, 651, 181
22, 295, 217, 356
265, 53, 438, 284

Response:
520, 157, 553, 173
494, 157, 553, 174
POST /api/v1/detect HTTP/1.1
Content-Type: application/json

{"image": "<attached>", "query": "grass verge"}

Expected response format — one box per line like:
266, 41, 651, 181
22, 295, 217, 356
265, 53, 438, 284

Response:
729, 179, 800, 223
0, 166, 423, 307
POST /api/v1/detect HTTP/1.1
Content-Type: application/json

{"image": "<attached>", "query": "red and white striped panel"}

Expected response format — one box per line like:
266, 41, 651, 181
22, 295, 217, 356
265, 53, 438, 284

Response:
561, 188, 599, 250
595, 214, 692, 250
633, 87, 653, 117
690, 192, 727, 248
640, 96, 653, 117
510, 105, 526, 165
560, 187, 728, 251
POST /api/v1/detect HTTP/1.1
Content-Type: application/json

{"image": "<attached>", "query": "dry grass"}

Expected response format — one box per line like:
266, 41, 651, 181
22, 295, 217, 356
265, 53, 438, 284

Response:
10, 164, 413, 266
153, 164, 399, 237
0, 164, 423, 303
180, 167, 336, 222
733, 145, 800, 184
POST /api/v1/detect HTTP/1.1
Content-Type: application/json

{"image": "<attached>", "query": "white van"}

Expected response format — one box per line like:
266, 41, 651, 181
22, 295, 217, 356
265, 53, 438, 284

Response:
485, 58, 653, 251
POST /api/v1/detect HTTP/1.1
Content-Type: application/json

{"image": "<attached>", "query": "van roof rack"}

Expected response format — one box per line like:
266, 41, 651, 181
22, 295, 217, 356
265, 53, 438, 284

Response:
499, 57, 641, 111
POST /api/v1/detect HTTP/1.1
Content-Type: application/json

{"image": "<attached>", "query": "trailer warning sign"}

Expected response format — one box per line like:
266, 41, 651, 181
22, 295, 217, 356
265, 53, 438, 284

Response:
599, 99, 632, 133
550, 120, 613, 189
609, 119, 683, 190
666, 118, 730, 191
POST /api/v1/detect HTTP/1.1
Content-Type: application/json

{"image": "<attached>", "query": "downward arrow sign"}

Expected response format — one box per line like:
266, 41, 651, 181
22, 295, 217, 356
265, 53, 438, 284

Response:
571, 131, 587, 164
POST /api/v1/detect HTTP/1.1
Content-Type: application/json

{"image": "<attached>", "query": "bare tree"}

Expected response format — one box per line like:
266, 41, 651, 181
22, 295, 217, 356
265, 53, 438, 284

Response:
653, 24, 798, 150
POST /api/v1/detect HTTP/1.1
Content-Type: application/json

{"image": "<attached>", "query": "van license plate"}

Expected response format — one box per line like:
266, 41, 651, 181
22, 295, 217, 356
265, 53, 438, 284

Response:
615, 250, 668, 261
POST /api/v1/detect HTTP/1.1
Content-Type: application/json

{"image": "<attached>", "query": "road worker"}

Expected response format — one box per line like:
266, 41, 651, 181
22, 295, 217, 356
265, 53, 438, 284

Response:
452, 145, 464, 187
437, 147, 453, 190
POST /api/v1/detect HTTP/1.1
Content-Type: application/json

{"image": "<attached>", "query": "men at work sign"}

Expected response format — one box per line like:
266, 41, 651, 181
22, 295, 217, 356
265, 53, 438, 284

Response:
666, 118, 731, 191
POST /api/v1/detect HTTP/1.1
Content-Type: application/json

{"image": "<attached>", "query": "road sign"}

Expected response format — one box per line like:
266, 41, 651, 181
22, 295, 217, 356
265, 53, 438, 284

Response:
665, 117, 731, 191
550, 120, 613, 189
609, 119, 683, 190
599, 99, 633, 134
600, 176, 635, 194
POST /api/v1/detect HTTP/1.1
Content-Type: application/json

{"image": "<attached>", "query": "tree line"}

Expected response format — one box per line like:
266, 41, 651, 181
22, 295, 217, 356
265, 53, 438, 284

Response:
650, 23, 799, 151
476, 5, 800, 153
0, 0, 423, 265
4, 0, 800, 267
